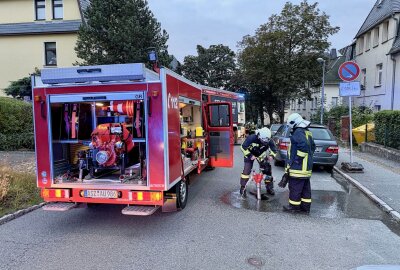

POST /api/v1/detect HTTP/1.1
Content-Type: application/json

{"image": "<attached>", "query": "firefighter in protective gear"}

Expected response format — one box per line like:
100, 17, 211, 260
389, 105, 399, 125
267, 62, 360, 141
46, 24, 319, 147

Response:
240, 127, 277, 198
283, 113, 316, 213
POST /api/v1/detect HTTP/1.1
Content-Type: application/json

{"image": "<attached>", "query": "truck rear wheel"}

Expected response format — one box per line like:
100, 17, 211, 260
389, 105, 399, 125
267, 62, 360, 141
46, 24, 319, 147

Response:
176, 180, 188, 210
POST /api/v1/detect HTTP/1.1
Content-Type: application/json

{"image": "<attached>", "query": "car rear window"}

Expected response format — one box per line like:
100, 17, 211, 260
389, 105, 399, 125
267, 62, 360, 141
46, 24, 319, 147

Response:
275, 125, 285, 136
271, 125, 281, 131
308, 127, 333, 140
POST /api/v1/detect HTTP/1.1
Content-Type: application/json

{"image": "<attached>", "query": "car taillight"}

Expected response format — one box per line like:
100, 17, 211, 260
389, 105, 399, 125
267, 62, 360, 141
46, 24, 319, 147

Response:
279, 142, 289, 150
326, 146, 339, 154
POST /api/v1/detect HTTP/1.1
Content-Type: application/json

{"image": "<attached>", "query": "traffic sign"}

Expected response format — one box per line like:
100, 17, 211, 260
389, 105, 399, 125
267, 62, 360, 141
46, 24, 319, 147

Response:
339, 82, 361, 97
338, 61, 360, 82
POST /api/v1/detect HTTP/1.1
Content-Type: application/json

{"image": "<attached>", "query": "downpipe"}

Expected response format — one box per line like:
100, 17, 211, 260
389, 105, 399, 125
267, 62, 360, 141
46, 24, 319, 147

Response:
391, 55, 396, 110
391, 15, 399, 110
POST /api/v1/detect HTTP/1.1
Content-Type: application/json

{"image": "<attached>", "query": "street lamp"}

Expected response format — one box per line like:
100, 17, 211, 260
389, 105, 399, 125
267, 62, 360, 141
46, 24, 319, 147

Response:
317, 58, 326, 125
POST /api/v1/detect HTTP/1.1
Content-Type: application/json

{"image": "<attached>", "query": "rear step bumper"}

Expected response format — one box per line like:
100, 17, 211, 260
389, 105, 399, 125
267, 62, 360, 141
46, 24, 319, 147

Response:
43, 202, 78, 211
42, 202, 162, 216
122, 205, 160, 216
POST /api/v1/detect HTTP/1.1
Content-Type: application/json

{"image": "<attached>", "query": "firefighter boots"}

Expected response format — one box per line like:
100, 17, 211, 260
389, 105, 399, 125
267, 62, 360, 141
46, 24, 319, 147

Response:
240, 186, 247, 199
282, 205, 302, 213
266, 183, 275, 196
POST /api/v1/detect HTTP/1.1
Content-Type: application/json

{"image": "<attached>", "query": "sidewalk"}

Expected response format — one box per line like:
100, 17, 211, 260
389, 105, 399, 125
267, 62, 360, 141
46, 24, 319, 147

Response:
337, 148, 400, 215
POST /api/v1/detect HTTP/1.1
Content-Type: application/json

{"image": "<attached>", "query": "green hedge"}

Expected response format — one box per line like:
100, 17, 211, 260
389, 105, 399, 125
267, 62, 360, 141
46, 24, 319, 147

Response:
374, 110, 400, 149
311, 105, 374, 139
0, 97, 34, 150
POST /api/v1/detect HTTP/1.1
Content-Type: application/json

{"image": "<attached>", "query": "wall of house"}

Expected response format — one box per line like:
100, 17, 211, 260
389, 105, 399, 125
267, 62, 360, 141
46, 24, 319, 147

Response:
393, 53, 400, 110
354, 15, 399, 111
0, 33, 79, 95
0, 0, 81, 23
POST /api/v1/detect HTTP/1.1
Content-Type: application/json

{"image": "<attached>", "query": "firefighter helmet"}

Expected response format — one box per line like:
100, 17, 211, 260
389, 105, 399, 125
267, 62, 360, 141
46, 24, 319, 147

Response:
287, 113, 310, 129
257, 127, 272, 143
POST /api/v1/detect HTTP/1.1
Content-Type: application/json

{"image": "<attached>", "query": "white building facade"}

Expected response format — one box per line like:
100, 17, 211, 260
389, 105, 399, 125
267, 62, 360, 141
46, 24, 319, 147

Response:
354, 0, 400, 110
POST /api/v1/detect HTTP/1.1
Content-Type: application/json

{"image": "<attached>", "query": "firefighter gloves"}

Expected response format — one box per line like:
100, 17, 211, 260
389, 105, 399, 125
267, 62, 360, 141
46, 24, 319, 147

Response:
278, 173, 289, 188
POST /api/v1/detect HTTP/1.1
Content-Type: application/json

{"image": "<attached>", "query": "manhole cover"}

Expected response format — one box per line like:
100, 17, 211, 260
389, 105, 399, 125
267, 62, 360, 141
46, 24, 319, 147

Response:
247, 256, 265, 268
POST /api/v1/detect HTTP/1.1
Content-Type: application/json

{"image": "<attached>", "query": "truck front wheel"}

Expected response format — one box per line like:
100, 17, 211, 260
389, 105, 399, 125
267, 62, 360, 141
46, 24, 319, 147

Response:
176, 180, 188, 210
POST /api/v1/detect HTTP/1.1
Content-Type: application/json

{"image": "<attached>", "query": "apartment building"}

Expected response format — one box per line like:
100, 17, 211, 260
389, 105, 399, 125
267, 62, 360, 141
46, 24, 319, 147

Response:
354, 0, 400, 110
0, 0, 89, 95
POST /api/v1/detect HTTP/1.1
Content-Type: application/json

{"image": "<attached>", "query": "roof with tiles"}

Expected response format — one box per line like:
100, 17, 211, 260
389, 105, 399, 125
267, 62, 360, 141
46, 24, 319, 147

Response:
356, 0, 400, 38
0, 20, 81, 36
325, 56, 346, 84
390, 36, 400, 54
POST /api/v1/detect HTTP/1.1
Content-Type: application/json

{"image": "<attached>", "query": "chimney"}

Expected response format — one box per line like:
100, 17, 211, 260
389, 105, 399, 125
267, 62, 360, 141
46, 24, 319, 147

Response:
330, 48, 337, 59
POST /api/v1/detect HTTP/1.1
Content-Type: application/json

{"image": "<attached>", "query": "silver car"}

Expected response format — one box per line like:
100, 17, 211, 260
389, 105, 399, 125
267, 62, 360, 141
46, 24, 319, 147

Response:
272, 124, 339, 171
270, 124, 282, 136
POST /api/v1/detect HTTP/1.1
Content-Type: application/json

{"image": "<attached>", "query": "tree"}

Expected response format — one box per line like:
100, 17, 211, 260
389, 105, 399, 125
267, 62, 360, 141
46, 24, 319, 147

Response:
4, 68, 40, 99
238, 1, 339, 123
181, 44, 236, 89
75, 0, 171, 66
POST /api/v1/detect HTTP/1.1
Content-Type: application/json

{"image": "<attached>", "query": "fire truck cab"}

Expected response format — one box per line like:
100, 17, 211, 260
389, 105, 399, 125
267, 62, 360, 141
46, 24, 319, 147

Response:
32, 63, 234, 216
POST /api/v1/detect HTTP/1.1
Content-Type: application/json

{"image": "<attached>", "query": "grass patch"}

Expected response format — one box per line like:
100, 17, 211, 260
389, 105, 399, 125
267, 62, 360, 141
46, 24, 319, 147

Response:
0, 166, 42, 217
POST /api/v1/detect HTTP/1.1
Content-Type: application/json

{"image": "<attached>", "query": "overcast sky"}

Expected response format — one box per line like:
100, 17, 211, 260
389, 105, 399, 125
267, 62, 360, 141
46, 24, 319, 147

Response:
147, 0, 377, 62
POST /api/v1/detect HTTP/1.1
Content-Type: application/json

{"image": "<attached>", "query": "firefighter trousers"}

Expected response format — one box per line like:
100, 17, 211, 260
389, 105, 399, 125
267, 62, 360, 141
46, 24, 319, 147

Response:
240, 158, 273, 190
288, 177, 312, 211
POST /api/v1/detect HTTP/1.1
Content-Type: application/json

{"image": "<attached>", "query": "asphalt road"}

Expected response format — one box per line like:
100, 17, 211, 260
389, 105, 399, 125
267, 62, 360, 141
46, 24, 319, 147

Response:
1, 147, 400, 270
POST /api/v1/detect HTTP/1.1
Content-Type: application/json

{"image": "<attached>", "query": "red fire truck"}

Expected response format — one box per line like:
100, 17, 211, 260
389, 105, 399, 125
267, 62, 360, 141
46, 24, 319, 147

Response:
32, 63, 235, 216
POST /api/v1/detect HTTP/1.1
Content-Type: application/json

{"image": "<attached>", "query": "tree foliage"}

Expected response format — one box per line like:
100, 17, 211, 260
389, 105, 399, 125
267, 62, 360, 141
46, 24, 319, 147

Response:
181, 44, 236, 89
4, 68, 40, 99
75, 0, 171, 66
238, 1, 339, 123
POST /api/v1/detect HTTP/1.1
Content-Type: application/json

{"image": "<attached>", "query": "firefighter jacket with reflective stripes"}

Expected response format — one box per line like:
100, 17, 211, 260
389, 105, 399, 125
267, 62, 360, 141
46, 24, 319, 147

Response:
286, 127, 316, 178
241, 134, 277, 161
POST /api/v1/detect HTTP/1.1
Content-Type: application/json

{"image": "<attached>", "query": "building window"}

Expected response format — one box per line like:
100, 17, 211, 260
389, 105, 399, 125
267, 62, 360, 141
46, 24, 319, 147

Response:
373, 27, 380, 47
357, 37, 364, 54
331, 97, 339, 107
365, 32, 371, 51
361, 69, 367, 89
382, 21, 389, 42
35, 0, 45, 20
52, 0, 63, 19
297, 100, 301, 110
376, 64, 383, 86
302, 99, 307, 110
45, 42, 57, 66
374, 105, 381, 111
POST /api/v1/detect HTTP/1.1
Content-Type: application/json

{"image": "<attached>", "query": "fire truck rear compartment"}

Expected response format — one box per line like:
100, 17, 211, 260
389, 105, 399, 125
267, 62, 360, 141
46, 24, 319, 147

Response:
49, 99, 147, 186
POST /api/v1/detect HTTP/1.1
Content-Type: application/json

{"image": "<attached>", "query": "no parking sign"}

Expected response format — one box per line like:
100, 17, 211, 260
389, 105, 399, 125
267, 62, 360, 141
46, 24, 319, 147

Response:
338, 61, 360, 82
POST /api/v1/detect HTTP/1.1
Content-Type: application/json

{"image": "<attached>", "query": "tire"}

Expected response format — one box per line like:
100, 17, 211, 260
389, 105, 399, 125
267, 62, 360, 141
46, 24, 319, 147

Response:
325, 165, 334, 173
176, 180, 188, 210
274, 159, 284, 167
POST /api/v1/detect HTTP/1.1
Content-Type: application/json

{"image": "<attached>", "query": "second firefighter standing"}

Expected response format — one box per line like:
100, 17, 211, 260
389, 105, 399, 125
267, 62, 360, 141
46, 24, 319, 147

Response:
239, 127, 277, 198
282, 113, 316, 213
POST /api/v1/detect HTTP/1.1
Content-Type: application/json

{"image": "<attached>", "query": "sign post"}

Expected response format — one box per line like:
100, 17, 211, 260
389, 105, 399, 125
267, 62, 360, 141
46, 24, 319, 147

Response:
338, 62, 364, 172
349, 96, 353, 163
